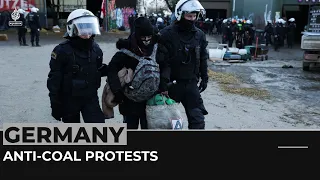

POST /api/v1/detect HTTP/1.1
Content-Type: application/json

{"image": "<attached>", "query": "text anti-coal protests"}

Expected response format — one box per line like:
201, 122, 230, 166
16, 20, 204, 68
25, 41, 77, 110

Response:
2, 150, 159, 162
2, 123, 127, 145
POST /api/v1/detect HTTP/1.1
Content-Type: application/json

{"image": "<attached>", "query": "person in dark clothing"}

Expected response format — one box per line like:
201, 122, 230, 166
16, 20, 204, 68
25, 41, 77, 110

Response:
107, 17, 170, 129
273, 20, 281, 51
47, 9, 108, 123
264, 20, 273, 47
129, 14, 135, 35
235, 20, 245, 48
159, 0, 209, 129
278, 19, 286, 47
287, 18, 296, 49
17, 9, 28, 46
221, 19, 228, 44
217, 18, 222, 35
243, 20, 254, 46
26, 7, 41, 46
208, 19, 214, 35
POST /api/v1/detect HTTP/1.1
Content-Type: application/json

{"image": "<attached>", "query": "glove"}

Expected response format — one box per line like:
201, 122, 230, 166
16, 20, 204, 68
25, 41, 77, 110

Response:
98, 64, 108, 77
159, 78, 169, 92
113, 91, 125, 104
198, 79, 208, 93
51, 103, 62, 121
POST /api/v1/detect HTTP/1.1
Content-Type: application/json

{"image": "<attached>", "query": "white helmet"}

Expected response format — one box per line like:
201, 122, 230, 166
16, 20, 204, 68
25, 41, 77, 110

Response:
18, 9, 25, 14
66, 9, 100, 37
30, 7, 39, 13
157, 17, 164, 23
210, 19, 213, 21
222, 19, 228, 23
246, 20, 252, 24
174, 0, 205, 21
289, 18, 295, 22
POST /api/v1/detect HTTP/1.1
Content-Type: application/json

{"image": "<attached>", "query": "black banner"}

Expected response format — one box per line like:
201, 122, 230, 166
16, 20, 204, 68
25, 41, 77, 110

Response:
1, 130, 320, 177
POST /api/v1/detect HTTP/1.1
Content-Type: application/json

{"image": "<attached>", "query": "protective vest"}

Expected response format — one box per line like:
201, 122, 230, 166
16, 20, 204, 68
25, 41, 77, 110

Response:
165, 26, 202, 80
59, 41, 103, 97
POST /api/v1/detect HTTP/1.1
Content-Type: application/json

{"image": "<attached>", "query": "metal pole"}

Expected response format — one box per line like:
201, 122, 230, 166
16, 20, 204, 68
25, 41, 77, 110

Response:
156, 0, 157, 13
233, 0, 236, 17
105, 0, 108, 32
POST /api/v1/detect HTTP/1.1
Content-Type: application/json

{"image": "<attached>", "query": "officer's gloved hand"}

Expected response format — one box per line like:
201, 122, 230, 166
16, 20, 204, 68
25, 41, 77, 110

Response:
98, 63, 108, 76
51, 103, 62, 121
159, 78, 169, 92
199, 78, 208, 93
113, 91, 125, 104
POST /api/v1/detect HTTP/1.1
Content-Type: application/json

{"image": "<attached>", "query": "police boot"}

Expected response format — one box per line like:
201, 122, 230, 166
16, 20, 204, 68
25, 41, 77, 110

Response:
19, 41, 23, 46
23, 43, 29, 46
36, 43, 41, 47
31, 42, 35, 47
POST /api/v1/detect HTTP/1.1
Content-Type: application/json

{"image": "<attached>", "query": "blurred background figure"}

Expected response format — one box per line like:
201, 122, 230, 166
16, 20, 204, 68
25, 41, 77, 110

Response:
17, 8, 28, 46
26, 7, 41, 47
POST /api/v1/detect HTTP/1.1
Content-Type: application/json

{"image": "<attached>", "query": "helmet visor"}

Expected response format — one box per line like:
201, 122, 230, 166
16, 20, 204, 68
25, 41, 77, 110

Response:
180, 0, 206, 20
72, 16, 101, 36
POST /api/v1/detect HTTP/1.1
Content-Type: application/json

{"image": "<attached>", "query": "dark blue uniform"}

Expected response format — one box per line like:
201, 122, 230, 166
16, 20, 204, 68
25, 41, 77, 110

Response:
47, 38, 108, 123
160, 23, 209, 129
27, 12, 41, 46
17, 13, 27, 46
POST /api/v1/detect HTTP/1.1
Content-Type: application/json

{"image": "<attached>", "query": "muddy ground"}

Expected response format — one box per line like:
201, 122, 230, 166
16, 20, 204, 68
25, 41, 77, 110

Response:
207, 35, 320, 127
0, 31, 319, 129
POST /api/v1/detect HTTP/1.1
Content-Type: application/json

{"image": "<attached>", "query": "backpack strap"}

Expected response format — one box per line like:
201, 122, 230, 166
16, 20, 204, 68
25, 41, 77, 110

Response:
119, 48, 142, 61
149, 43, 158, 61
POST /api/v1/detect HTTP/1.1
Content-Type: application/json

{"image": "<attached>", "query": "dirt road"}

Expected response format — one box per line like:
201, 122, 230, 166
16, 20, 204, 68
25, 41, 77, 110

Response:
0, 32, 319, 129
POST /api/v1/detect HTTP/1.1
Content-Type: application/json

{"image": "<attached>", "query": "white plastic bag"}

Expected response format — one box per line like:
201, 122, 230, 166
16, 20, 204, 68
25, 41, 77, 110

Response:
146, 102, 184, 130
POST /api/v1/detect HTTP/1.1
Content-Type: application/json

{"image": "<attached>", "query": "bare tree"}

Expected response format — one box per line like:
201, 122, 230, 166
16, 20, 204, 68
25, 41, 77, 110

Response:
164, 0, 179, 12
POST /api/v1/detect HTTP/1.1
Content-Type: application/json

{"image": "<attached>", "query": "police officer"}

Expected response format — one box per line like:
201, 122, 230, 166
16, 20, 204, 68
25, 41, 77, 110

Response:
47, 9, 108, 123
221, 19, 228, 44
264, 20, 273, 47
159, 0, 208, 129
17, 9, 28, 46
273, 19, 281, 51
243, 20, 254, 46
26, 7, 41, 46
278, 19, 286, 47
287, 18, 296, 49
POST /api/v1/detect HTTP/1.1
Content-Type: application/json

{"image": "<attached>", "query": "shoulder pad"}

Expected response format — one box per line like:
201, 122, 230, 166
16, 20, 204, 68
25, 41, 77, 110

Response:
53, 41, 72, 55
159, 25, 173, 35
93, 42, 103, 55
59, 40, 69, 45
51, 44, 64, 60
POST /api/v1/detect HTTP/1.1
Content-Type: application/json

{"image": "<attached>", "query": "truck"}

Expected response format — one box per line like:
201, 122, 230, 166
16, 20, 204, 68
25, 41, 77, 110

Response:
301, 5, 320, 71
301, 32, 320, 71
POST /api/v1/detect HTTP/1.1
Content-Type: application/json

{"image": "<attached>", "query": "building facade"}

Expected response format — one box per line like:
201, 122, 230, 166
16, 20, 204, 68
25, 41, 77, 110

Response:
199, 0, 232, 19
231, 0, 318, 28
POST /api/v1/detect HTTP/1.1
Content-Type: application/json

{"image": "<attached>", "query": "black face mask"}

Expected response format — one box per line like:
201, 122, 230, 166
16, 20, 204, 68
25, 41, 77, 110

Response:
70, 36, 94, 50
179, 18, 195, 30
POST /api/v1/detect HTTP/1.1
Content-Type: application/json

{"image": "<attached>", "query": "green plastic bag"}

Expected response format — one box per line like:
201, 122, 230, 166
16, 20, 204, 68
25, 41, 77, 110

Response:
147, 94, 176, 106
146, 94, 183, 129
